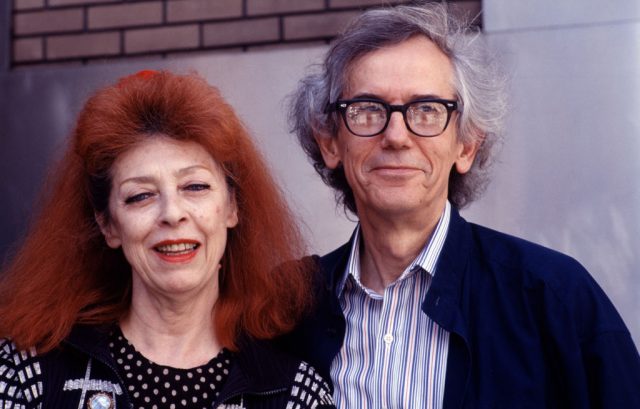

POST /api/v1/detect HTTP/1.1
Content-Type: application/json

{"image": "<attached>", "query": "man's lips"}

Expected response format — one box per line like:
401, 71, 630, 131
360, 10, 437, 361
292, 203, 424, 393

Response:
370, 165, 423, 176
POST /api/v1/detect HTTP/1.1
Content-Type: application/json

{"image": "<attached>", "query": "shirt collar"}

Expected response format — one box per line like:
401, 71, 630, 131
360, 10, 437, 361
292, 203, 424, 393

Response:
336, 201, 452, 297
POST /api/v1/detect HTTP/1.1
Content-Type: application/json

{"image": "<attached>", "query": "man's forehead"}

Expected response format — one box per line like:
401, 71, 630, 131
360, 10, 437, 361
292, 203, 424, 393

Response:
343, 36, 456, 99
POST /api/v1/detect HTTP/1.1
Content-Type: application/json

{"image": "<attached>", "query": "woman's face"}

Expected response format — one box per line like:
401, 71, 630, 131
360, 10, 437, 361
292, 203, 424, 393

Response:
99, 137, 238, 301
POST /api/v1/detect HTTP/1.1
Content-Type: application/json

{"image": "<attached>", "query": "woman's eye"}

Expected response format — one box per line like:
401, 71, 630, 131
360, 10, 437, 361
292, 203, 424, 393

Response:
184, 183, 210, 192
124, 192, 154, 204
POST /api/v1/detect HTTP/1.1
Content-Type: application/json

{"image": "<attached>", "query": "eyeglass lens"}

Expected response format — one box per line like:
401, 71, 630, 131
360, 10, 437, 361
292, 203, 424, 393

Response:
344, 100, 450, 137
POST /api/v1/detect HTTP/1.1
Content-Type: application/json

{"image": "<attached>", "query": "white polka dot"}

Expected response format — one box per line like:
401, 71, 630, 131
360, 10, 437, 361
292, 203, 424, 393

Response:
136, 360, 142, 367
128, 385, 135, 391
153, 388, 158, 395
154, 376, 159, 382
192, 396, 198, 403
161, 397, 167, 403
171, 390, 177, 396
194, 384, 200, 390
142, 383, 148, 390
127, 353, 133, 359
164, 382, 170, 388
144, 396, 150, 402
170, 405, 175, 409
181, 399, 187, 406
175, 374, 181, 381
163, 369, 169, 375
200, 377, 205, 383
187, 372, 193, 378
133, 392, 140, 398
182, 385, 188, 392
137, 374, 143, 381
202, 392, 208, 399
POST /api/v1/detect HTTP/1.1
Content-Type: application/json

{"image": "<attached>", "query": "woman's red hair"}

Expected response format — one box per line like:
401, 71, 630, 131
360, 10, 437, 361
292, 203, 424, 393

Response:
0, 71, 311, 352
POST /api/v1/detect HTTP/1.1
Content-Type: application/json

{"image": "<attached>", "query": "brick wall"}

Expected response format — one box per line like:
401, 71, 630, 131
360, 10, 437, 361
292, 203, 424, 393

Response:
10, 0, 481, 69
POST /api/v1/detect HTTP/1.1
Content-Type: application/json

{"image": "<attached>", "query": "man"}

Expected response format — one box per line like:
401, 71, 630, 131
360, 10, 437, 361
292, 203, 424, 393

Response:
285, 3, 640, 408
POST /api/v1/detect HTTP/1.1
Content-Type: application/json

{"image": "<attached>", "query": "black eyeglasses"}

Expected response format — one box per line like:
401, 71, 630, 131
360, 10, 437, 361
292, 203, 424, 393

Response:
326, 98, 458, 137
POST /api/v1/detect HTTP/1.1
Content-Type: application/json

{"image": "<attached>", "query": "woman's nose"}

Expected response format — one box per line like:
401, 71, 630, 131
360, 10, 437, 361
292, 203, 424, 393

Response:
159, 194, 188, 226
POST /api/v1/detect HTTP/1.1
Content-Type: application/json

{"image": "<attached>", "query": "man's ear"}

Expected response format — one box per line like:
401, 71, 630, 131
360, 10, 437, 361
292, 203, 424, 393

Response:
313, 132, 342, 170
95, 212, 122, 249
454, 135, 482, 175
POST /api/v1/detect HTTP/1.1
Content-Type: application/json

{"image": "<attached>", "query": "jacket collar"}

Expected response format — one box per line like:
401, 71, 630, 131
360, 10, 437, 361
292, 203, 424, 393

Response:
424, 206, 472, 409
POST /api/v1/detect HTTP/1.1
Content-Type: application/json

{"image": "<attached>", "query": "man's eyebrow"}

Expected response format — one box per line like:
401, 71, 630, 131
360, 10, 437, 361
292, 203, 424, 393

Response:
349, 93, 452, 101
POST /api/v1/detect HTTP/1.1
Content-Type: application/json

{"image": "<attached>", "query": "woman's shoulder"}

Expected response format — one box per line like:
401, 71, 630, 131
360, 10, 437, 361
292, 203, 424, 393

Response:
0, 338, 44, 407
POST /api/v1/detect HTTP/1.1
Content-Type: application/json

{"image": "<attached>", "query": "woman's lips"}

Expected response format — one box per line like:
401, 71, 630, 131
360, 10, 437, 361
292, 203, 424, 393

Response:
153, 240, 200, 263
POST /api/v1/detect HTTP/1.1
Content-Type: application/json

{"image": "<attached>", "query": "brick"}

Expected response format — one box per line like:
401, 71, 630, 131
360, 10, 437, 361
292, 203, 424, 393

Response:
47, 32, 120, 59
13, 38, 43, 62
13, 60, 84, 70
203, 18, 279, 47
125, 25, 199, 54
14, 9, 83, 35
14, 0, 45, 10
49, 0, 119, 6
247, 0, 323, 16
284, 11, 359, 40
329, 0, 408, 7
167, 0, 242, 23
89, 2, 163, 29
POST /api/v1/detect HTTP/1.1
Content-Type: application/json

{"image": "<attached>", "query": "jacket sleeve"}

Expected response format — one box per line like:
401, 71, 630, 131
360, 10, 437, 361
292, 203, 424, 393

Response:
286, 361, 336, 408
544, 262, 640, 407
0, 339, 44, 409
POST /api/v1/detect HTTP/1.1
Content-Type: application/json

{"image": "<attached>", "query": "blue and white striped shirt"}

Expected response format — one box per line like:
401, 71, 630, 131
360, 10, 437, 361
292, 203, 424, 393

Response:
330, 202, 451, 409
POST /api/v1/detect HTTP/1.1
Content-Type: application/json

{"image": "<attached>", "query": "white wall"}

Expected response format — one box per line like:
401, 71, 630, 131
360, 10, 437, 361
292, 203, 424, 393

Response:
465, 0, 640, 345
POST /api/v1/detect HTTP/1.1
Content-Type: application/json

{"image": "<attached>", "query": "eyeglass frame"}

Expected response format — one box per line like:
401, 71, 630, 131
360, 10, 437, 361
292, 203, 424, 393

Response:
325, 98, 458, 137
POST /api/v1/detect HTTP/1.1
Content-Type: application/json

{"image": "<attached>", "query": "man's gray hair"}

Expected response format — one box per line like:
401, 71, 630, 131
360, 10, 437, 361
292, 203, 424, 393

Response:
289, 2, 508, 213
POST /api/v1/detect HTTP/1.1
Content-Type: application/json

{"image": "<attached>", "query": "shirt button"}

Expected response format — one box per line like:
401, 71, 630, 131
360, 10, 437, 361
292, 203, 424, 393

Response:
383, 333, 394, 344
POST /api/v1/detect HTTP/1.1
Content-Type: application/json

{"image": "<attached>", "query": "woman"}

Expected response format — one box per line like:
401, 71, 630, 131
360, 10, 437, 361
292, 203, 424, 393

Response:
0, 71, 335, 409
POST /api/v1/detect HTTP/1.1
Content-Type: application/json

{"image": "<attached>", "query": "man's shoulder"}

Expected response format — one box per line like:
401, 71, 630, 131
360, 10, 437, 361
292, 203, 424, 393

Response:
463, 221, 599, 297
319, 241, 351, 270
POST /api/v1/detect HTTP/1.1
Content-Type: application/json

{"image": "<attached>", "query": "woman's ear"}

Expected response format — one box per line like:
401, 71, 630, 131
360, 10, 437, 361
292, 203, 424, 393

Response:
95, 212, 122, 249
226, 191, 239, 229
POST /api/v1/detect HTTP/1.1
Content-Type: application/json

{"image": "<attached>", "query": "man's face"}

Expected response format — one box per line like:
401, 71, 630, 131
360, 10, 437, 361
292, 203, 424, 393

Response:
317, 36, 478, 220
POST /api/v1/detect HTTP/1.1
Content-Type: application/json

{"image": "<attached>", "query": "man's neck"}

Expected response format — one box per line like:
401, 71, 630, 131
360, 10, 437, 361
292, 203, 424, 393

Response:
357, 204, 445, 294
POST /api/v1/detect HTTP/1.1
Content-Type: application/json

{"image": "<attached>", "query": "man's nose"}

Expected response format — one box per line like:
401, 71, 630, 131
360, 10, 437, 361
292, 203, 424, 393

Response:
381, 111, 412, 148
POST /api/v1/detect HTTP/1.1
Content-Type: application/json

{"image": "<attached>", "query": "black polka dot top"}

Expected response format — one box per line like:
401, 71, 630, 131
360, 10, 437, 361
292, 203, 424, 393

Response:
108, 327, 233, 409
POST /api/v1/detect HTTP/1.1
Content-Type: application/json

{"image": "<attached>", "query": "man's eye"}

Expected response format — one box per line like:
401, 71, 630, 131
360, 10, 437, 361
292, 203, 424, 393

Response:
184, 184, 210, 192
124, 192, 153, 204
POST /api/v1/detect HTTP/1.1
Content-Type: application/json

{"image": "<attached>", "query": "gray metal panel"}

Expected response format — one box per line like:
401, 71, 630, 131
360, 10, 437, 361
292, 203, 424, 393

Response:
465, 17, 640, 345
484, 0, 640, 32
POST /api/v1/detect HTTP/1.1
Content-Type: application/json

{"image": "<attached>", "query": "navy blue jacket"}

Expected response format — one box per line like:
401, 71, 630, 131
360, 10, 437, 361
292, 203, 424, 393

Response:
286, 208, 640, 408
